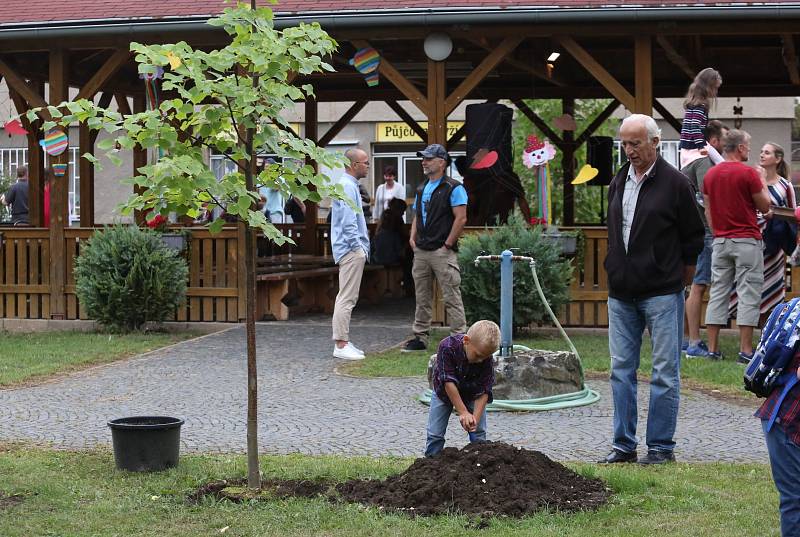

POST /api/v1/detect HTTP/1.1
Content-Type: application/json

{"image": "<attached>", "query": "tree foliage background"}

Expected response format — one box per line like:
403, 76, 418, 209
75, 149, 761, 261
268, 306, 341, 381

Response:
512, 99, 621, 225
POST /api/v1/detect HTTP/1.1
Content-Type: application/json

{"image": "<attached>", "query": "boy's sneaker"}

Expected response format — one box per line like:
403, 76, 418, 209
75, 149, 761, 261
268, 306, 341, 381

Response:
402, 337, 427, 352
707, 351, 724, 361
681, 340, 689, 353
737, 351, 754, 365
685, 341, 709, 358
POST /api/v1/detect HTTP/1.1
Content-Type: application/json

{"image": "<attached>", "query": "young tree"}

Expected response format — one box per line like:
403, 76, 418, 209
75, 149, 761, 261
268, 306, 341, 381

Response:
27, 1, 345, 489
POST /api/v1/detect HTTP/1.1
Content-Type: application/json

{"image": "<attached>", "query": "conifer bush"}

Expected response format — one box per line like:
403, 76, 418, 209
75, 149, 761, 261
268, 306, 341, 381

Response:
457, 213, 574, 330
74, 225, 188, 331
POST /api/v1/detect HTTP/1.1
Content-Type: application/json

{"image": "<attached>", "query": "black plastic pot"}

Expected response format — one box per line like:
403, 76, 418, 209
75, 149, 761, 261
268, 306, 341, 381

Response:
107, 416, 184, 472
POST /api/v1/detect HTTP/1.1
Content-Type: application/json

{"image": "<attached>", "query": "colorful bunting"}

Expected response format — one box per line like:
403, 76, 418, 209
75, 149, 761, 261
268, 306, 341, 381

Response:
4, 119, 28, 136
522, 135, 558, 227
52, 163, 68, 177
349, 47, 381, 87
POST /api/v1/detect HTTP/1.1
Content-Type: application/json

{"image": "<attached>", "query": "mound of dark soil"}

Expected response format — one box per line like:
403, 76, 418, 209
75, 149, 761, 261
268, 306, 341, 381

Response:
336, 442, 609, 517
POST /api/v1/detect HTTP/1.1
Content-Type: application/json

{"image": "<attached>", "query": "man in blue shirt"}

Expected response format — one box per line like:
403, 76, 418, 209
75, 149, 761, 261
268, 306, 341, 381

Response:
330, 148, 371, 360
404, 144, 468, 352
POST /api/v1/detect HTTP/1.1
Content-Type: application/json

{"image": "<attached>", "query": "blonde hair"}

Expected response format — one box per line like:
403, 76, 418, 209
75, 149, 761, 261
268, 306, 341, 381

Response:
466, 320, 501, 352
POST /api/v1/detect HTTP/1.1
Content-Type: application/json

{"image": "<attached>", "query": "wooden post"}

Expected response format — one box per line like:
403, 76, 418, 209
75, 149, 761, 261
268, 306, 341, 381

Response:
78, 124, 94, 227
132, 95, 148, 225
48, 48, 69, 319
427, 60, 447, 145
562, 98, 576, 226
304, 96, 319, 255
634, 36, 653, 115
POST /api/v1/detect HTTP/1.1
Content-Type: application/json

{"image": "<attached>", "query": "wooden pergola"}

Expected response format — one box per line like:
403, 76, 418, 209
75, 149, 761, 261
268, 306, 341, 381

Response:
1, 0, 799, 324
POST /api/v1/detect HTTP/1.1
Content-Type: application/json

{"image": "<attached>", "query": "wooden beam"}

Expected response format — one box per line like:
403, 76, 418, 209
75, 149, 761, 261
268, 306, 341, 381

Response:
318, 100, 367, 147
634, 35, 653, 115
466, 37, 564, 87
655, 35, 696, 80
652, 99, 683, 135
562, 98, 576, 226
575, 99, 620, 147
511, 99, 564, 147
303, 97, 319, 255
427, 59, 447, 145
79, 124, 94, 227
132, 95, 147, 225
114, 93, 132, 116
782, 34, 800, 86
351, 39, 429, 116
90, 92, 114, 147
74, 49, 133, 101
48, 47, 69, 320
555, 35, 635, 111
384, 100, 427, 141
0, 58, 48, 110
444, 36, 524, 115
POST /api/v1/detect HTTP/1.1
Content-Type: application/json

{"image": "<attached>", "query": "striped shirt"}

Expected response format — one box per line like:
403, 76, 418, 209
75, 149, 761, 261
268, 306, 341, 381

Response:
755, 354, 800, 445
622, 161, 656, 251
679, 105, 709, 150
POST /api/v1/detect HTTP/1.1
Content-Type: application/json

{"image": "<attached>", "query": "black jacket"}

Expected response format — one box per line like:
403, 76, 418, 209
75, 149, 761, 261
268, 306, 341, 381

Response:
414, 177, 460, 251
605, 157, 704, 300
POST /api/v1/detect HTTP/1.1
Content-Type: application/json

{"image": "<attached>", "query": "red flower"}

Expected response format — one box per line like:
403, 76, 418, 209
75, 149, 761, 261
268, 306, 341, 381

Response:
146, 213, 168, 232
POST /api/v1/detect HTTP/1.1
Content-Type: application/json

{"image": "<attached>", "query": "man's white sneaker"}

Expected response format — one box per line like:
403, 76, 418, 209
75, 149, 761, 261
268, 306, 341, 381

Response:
333, 343, 365, 360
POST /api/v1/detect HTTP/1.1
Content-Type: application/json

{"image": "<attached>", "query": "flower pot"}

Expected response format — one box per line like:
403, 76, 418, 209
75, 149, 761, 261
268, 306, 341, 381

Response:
107, 416, 184, 472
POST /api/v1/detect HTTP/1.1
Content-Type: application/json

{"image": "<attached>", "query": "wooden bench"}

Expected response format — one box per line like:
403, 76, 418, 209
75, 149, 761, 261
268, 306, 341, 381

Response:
255, 262, 405, 321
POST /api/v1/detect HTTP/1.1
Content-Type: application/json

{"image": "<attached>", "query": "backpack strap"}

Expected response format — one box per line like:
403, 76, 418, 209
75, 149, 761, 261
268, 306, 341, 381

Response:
766, 372, 800, 432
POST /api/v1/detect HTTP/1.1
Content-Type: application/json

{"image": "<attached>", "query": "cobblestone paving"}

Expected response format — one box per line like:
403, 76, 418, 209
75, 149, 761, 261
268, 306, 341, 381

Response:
0, 303, 768, 462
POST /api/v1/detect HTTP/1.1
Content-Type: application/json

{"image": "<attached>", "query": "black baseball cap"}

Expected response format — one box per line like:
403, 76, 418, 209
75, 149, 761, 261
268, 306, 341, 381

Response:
416, 143, 449, 160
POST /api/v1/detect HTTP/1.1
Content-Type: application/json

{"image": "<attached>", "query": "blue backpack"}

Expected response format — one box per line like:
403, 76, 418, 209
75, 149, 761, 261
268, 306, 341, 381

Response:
744, 298, 800, 398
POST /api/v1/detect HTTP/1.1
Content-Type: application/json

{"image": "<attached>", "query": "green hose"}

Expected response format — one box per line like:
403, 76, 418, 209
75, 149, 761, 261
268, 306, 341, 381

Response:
419, 261, 601, 411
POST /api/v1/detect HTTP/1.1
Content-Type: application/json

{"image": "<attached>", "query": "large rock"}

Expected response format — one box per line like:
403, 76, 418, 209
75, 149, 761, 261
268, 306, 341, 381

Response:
427, 348, 584, 400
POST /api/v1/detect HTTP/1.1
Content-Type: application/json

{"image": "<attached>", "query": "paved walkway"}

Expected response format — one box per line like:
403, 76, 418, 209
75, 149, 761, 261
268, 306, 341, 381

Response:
0, 302, 768, 462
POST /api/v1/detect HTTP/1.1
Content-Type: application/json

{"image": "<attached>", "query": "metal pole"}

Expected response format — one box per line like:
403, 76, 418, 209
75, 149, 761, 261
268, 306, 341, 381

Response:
500, 249, 513, 356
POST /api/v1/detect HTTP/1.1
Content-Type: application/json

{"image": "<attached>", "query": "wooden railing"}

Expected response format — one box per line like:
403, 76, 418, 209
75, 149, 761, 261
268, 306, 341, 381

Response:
3, 223, 800, 326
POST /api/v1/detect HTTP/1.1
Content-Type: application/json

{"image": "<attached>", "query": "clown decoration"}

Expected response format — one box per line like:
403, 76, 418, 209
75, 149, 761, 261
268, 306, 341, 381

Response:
522, 135, 557, 226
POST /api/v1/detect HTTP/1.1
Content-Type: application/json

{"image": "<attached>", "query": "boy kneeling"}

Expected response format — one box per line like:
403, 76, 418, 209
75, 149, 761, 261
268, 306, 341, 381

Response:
425, 320, 501, 457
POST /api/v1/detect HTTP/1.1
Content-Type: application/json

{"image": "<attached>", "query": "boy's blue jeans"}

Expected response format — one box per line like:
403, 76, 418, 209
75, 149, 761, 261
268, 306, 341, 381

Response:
763, 420, 800, 537
425, 393, 487, 457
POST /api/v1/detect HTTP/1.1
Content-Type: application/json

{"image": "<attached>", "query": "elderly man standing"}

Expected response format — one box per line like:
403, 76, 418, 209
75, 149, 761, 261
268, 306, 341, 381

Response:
703, 129, 770, 362
600, 114, 704, 465
330, 147, 371, 360
403, 143, 468, 352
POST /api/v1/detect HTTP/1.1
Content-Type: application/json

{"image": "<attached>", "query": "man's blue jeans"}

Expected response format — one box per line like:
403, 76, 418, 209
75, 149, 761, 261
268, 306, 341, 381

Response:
608, 292, 683, 454
425, 393, 487, 457
763, 420, 800, 537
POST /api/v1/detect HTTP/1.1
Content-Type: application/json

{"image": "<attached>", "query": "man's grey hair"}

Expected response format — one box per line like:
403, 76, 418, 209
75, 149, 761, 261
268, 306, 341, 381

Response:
721, 129, 750, 154
621, 114, 661, 142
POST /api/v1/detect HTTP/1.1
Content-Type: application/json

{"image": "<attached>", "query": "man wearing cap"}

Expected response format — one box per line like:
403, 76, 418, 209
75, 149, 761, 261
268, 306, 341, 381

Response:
404, 144, 468, 352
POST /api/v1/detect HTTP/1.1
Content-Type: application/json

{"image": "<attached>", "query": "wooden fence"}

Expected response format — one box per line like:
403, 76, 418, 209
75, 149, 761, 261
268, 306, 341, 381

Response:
3, 224, 800, 326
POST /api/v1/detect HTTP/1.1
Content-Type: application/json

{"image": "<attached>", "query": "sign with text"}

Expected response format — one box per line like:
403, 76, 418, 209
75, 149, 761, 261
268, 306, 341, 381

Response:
376, 121, 465, 143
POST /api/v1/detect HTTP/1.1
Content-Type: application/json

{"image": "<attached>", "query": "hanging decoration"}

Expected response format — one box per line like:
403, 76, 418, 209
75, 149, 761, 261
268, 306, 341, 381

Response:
470, 148, 498, 170
733, 97, 743, 129
522, 135, 557, 226
39, 129, 69, 156
572, 164, 599, 185
4, 119, 28, 136
140, 67, 165, 160
553, 114, 577, 131
349, 47, 381, 87
52, 163, 68, 177
166, 51, 182, 70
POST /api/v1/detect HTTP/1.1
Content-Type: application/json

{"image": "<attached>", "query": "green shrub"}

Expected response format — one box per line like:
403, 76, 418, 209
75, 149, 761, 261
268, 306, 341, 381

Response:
458, 213, 574, 330
74, 225, 188, 331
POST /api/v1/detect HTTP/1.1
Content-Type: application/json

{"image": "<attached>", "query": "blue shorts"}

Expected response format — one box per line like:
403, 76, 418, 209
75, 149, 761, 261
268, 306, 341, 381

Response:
692, 232, 714, 286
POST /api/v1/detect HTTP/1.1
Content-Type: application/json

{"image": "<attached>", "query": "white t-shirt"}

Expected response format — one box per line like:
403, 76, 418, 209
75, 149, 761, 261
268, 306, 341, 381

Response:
374, 182, 405, 222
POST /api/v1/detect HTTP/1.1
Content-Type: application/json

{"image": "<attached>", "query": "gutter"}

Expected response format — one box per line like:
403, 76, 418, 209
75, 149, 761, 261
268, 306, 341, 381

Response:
1, 6, 800, 41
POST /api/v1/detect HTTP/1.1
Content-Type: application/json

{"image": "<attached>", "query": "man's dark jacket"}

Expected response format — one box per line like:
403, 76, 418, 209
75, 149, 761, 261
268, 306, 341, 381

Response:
605, 156, 704, 301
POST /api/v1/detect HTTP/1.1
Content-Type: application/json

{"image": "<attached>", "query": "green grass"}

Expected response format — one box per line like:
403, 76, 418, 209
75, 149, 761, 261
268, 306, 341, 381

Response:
0, 331, 194, 386
343, 331, 752, 396
0, 445, 779, 537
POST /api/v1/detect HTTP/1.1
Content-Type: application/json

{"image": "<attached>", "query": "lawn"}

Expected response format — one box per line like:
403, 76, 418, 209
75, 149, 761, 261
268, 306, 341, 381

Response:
342, 331, 753, 396
0, 445, 780, 537
0, 331, 195, 386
